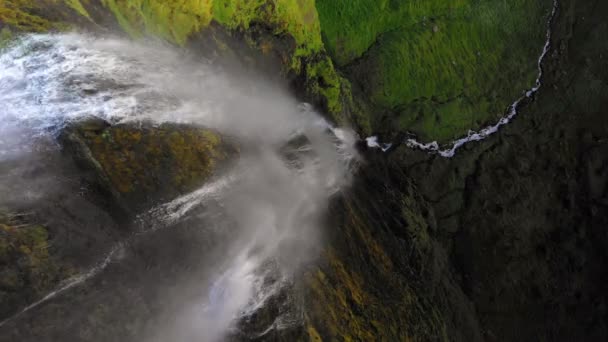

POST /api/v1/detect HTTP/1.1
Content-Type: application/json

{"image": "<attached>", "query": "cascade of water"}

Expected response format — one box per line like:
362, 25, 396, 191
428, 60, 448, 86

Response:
0, 33, 358, 340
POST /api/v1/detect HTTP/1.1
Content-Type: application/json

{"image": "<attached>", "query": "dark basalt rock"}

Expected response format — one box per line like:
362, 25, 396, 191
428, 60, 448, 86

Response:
0, 132, 124, 325
0, 214, 70, 321
387, 1, 608, 340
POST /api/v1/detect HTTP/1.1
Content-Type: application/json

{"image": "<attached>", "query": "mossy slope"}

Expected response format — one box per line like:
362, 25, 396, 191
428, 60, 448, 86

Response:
1, 0, 557, 142
96, 0, 355, 127
302, 153, 482, 341
316, 0, 553, 142
0, 212, 73, 320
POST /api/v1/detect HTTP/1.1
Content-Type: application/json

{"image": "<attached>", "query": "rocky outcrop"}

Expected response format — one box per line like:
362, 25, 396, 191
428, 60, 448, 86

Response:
60, 118, 238, 214
0, 0, 607, 341
0, 213, 72, 320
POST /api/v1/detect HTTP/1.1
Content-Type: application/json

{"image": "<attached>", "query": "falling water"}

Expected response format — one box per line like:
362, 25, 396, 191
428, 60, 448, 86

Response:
0, 33, 358, 340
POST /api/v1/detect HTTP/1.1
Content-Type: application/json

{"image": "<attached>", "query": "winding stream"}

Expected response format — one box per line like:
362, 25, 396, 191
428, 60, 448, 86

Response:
368, 0, 559, 157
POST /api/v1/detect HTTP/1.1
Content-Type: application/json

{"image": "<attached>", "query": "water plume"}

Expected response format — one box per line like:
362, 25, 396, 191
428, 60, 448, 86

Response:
0, 32, 358, 341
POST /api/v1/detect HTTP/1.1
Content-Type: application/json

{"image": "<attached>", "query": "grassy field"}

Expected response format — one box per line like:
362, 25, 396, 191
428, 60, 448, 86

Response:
316, 0, 553, 142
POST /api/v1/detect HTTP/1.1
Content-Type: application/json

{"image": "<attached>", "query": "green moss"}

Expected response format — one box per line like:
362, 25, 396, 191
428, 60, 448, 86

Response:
100, 0, 322, 51
74, 123, 234, 210
212, 0, 322, 55
64, 0, 92, 20
95, 1, 347, 125
306, 56, 342, 115
0, 26, 12, 48
100, 0, 145, 38
316, 0, 469, 66
337, 77, 372, 134
0, 0, 93, 31
316, 0, 553, 141
0, 220, 62, 292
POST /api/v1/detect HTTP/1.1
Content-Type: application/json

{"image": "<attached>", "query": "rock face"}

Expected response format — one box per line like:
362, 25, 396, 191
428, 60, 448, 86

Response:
302, 154, 482, 341
0, 214, 71, 320
60, 118, 238, 214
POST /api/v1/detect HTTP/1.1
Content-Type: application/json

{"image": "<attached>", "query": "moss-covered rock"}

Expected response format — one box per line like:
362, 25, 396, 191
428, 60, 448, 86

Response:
0, 212, 73, 320
60, 118, 238, 213
97, 0, 360, 128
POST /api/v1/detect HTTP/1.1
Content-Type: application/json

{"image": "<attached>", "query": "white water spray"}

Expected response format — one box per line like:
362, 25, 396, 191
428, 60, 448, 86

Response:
0, 32, 358, 340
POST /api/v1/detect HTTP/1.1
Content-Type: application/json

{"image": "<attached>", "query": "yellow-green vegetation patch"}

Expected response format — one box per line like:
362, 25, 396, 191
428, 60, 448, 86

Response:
0, 26, 13, 48
90, 126, 227, 193
100, 0, 323, 52
306, 56, 342, 114
0, 0, 93, 31
0, 0, 55, 31
72, 122, 236, 209
101, 0, 213, 43
98, 0, 330, 94
316, 0, 469, 66
64, 0, 92, 20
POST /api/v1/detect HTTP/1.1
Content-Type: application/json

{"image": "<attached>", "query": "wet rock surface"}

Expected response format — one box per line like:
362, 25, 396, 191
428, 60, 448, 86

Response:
387, 1, 608, 340
60, 118, 238, 215
0, 136, 124, 326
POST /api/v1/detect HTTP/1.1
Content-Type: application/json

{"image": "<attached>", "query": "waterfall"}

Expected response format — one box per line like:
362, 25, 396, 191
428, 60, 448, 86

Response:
0, 33, 358, 341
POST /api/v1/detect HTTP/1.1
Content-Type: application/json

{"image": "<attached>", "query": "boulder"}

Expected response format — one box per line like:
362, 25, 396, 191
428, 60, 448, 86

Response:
60, 118, 238, 215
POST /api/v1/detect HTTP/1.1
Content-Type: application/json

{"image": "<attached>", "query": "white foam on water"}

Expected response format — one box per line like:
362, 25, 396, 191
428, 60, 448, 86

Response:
366, 136, 392, 152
